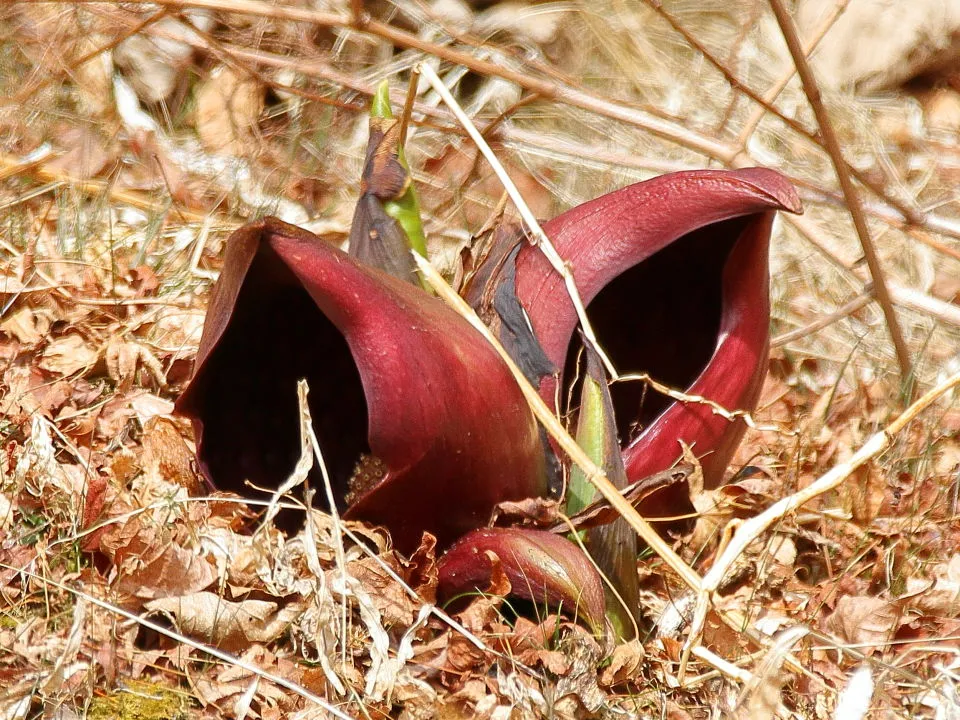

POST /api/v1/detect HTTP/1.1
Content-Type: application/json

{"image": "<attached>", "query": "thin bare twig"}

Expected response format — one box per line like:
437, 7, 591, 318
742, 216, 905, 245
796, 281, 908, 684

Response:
73, 0, 734, 161
682, 369, 960, 674
85, 0, 960, 268
889, 284, 960, 327
350, 0, 365, 27
413, 252, 701, 591
615, 373, 789, 435
735, 0, 851, 150
641, 0, 928, 238
768, 0, 914, 393
416, 61, 619, 378
772, 291, 873, 347
0, 151, 210, 222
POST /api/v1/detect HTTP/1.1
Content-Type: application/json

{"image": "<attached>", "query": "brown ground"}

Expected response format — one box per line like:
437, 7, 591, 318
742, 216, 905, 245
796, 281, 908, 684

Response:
1, 2, 959, 718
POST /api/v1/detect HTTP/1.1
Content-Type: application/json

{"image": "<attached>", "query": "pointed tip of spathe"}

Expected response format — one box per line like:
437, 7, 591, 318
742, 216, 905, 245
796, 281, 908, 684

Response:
639, 167, 803, 217
723, 166, 804, 215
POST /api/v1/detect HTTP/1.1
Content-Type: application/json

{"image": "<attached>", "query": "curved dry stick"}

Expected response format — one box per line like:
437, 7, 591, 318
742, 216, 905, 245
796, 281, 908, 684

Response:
614, 373, 790, 435
768, 0, 914, 391
413, 252, 703, 592
772, 291, 873, 348
735, 0, 852, 150
416, 61, 619, 378
681, 369, 960, 676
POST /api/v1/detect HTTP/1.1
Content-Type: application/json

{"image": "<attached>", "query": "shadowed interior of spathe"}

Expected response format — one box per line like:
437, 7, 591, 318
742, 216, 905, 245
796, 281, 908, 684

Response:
563, 217, 747, 444
183, 242, 369, 512
177, 219, 549, 551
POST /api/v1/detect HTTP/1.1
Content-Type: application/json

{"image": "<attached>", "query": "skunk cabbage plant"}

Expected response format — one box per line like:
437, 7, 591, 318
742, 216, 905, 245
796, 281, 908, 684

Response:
472, 168, 802, 518
175, 218, 547, 552
177, 166, 800, 633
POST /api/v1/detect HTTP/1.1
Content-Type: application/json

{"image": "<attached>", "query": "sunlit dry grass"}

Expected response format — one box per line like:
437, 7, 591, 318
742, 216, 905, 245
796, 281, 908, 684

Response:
1, 1, 959, 718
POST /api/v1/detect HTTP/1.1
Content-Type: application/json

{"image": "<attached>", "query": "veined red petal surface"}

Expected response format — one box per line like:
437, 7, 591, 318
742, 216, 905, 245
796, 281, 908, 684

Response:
176, 218, 547, 552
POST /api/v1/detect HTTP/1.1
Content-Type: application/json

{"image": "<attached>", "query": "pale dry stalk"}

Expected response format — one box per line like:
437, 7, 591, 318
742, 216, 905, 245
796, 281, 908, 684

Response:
768, 0, 915, 391
415, 252, 816, 680
413, 253, 701, 591
415, 61, 619, 378
681, 369, 960, 675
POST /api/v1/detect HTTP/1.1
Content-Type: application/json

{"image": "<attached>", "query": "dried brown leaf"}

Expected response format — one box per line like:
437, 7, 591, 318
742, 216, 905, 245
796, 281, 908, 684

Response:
146, 592, 304, 651
902, 554, 960, 616
599, 639, 644, 688
39, 333, 98, 376
105, 336, 166, 391
347, 554, 424, 627
0, 306, 46, 346
141, 417, 203, 497
823, 596, 901, 654
195, 65, 263, 156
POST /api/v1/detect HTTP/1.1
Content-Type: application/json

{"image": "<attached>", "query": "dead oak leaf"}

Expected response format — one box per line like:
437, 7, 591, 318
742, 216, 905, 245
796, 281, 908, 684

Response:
105, 336, 166, 391
823, 596, 902, 654
190, 645, 300, 717
102, 514, 218, 600
599, 639, 645, 688
902, 554, 960, 617
141, 417, 203, 496
195, 65, 263, 156
146, 592, 304, 652
554, 628, 605, 713
39, 333, 98, 376
0, 306, 47, 347
346, 554, 424, 627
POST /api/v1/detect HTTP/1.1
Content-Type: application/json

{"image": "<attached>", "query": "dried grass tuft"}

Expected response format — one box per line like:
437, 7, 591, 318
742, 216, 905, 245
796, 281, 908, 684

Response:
1, 0, 959, 717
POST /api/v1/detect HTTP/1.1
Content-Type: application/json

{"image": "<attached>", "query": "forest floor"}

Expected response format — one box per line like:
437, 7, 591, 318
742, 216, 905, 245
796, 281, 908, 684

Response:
1, 2, 960, 719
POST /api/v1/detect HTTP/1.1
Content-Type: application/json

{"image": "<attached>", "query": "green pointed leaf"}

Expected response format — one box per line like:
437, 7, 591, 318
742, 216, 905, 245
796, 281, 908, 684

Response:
370, 80, 428, 260
567, 343, 640, 639
566, 359, 607, 517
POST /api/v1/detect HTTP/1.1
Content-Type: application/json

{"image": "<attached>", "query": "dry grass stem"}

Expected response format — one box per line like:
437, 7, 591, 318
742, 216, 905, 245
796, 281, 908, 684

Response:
772, 291, 873, 347
768, 0, 915, 391
413, 252, 702, 592
683, 369, 960, 670
416, 61, 619, 378
58, 0, 960, 268
734, 0, 851, 149
615, 373, 790, 435
0, 151, 209, 222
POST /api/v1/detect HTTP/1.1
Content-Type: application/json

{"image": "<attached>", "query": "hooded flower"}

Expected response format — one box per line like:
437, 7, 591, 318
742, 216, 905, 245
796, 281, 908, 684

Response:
472, 168, 801, 517
436, 527, 606, 633
175, 217, 547, 553
177, 167, 800, 632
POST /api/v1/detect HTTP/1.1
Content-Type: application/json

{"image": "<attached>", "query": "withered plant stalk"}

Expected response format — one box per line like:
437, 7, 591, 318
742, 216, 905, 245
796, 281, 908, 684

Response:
767, 0, 915, 393
682, 369, 960, 674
